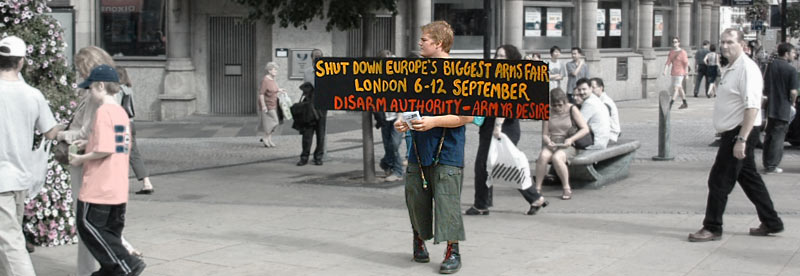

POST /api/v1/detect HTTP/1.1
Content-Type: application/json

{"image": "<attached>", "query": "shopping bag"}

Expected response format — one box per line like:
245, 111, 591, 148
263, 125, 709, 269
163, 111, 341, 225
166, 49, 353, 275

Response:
278, 92, 293, 121
27, 137, 51, 199
486, 133, 532, 190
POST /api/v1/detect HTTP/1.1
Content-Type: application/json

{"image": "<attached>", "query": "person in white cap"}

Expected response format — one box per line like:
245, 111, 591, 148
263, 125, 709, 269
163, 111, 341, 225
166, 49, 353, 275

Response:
0, 35, 63, 276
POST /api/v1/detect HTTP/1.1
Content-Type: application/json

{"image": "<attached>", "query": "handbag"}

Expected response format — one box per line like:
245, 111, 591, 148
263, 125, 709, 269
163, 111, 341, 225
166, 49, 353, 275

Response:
290, 96, 320, 130
27, 137, 51, 199
567, 105, 594, 149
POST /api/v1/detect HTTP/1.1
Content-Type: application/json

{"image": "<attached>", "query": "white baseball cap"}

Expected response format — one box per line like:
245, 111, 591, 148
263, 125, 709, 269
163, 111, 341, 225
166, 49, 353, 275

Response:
0, 36, 27, 57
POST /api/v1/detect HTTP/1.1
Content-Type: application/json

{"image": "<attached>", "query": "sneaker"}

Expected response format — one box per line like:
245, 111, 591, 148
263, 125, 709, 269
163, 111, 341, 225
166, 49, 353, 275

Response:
763, 167, 783, 174
688, 228, 722, 242
678, 102, 688, 109
385, 174, 403, 182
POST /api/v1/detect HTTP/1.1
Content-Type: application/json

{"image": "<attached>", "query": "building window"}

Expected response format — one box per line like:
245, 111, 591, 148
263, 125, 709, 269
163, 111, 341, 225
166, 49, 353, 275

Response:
522, 6, 573, 52
653, 0, 673, 48
597, 1, 625, 48
99, 0, 166, 57
433, 0, 496, 51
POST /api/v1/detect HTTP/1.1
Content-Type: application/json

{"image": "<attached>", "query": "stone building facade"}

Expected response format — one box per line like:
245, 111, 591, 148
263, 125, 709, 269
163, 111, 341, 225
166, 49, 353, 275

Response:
47, 0, 726, 121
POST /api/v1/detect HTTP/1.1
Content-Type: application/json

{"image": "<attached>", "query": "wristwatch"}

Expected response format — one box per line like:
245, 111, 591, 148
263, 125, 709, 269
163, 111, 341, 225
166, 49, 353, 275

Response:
734, 135, 746, 143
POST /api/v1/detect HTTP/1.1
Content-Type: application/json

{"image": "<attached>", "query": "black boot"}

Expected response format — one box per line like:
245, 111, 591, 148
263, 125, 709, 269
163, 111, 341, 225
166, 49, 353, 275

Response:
296, 158, 308, 166
439, 243, 461, 274
413, 233, 430, 263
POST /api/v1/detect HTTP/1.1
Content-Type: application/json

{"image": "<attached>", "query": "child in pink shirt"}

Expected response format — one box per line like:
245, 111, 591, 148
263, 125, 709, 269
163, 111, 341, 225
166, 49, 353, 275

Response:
69, 65, 146, 276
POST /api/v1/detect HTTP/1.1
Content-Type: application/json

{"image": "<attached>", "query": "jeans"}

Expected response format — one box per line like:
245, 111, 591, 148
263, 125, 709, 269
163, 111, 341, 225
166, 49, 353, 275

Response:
128, 122, 150, 181
380, 122, 403, 177
762, 118, 789, 170
76, 201, 142, 276
405, 164, 465, 244
300, 111, 327, 161
694, 65, 708, 96
702, 127, 783, 234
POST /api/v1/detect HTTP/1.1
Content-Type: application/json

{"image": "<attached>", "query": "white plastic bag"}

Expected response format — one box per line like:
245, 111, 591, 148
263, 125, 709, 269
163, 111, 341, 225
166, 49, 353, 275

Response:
486, 133, 532, 190
27, 137, 51, 199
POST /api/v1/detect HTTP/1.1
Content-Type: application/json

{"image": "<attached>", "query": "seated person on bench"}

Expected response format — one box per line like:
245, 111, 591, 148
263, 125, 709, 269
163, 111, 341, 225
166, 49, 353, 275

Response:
534, 88, 590, 200
573, 78, 611, 149
590, 77, 620, 143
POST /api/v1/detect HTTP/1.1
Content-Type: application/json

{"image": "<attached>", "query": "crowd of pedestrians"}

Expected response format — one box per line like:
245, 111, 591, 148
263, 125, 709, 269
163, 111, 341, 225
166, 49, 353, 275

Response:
4, 20, 800, 275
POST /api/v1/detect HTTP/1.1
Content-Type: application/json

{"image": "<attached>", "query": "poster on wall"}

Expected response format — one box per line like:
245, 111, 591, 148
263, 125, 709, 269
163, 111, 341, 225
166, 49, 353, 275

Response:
524, 7, 542, 37
610, 9, 622, 37
289, 49, 314, 80
654, 14, 663, 37
596, 9, 605, 37
547, 8, 562, 37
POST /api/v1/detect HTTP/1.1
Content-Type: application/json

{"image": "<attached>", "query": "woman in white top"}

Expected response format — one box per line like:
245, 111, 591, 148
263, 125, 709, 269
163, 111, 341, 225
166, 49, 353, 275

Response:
703, 44, 721, 98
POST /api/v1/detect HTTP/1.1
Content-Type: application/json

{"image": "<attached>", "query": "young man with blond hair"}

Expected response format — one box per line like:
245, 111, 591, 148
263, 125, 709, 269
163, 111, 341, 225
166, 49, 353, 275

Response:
394, 20, 472, 274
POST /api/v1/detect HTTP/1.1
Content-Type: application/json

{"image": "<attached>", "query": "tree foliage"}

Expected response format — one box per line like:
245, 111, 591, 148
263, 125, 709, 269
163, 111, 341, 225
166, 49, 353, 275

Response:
788, 3, 800, 38
231, 0, 397, 31
745, 0, 770, 22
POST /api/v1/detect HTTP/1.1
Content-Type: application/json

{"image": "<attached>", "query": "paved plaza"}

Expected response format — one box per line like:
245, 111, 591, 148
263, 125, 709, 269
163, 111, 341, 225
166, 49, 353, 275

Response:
30, 96, 800, 275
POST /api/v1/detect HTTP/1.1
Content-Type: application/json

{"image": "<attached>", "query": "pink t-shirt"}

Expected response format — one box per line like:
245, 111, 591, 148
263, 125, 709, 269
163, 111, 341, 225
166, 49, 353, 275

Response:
80, 104, 131, 205
666, 49, 689, 76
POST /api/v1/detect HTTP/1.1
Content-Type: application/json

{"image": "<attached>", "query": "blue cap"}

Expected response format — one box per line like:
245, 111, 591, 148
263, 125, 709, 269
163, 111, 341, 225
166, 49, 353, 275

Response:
78, 64, 119, 89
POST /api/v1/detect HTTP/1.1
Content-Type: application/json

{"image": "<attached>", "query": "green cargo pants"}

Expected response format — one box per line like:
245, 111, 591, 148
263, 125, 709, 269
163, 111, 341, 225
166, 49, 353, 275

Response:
405, 163, 466, 244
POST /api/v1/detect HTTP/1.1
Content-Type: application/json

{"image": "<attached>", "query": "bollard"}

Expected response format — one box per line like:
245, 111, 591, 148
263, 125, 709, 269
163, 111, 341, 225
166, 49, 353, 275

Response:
653, 90, 675, 161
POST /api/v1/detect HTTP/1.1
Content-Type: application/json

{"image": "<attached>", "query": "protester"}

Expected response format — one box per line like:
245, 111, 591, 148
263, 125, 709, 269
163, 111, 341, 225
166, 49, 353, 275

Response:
258, 62, 285, 148
761, 43, 798, 174
298, 49, 326, 166
694, 40, 711, 97
115, 67, 155, 196
377, 49, 404, 182
533, 88, 588, 202
664, 36, 690, 109
525, 52, 541, 61
566, 47, 589, 103
465, 44, 523, 216
0, 35, 62, 276
548, 46, 567, 90
688, 29, 784, 242
590, 78, 620, 143
69, 65, 146, 276
704, 44, 721, 98
394, 21, 471, 274
573, 78, 611, 150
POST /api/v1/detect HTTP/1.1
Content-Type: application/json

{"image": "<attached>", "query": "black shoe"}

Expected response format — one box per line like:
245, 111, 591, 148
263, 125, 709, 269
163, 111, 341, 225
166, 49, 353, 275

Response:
296, 159, 308, 166
135, 189, 154, 195
127, 260, 146, 276
526, 200, 549, 215
26, 241, 34, 253
312, 159, 323, 166
749, 224, 783, 236
439, 243, 461, 274
413, 234, 430, 263
464, 206, 489, 216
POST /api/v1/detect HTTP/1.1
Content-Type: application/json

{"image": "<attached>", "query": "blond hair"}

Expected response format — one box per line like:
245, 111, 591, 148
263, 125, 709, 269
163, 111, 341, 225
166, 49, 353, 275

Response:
421, 21, 454, 54
74, 46, 114, 78
115, 66, 131, 87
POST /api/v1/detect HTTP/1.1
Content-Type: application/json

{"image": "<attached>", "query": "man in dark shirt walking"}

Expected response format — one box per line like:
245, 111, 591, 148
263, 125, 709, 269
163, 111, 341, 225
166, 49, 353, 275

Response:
694, 40, 710, 97
762, 43, 798, 174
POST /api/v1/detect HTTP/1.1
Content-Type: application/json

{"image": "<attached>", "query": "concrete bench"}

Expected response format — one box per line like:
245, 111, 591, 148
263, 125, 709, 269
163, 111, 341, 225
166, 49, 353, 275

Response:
544, 139, 641, 189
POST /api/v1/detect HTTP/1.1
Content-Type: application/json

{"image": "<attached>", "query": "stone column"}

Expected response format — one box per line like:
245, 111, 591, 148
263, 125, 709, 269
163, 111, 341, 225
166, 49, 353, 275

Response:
159, 0, 197, 120
580, 0, 600, 76
711, 0, 721, 45
678, 0, 692, 52
701, 0, 712, 45
503, 0, 523, 48
411, 0, 432, 55
639, 0, 657, 98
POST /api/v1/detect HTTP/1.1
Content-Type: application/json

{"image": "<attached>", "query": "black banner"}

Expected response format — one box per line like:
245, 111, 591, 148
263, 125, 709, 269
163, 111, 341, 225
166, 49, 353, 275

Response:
312, 57, 550, 120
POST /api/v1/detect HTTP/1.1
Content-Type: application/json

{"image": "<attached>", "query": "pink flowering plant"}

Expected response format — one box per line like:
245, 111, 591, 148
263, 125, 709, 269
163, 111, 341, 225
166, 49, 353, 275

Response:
3, 0, 79, 246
